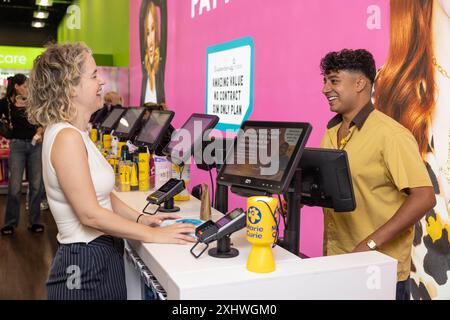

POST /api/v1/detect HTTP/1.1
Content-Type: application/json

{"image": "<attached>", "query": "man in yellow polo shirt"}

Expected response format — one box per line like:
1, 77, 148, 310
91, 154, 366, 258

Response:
319, 49, 436, 300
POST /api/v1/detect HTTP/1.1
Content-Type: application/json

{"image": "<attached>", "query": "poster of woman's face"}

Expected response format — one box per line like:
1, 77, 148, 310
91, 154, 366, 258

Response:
140, 0, 167, 105
374, 0, 450, 300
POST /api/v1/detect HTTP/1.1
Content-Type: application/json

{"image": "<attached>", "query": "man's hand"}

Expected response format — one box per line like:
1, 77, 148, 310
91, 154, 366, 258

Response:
352, 241, 372, 253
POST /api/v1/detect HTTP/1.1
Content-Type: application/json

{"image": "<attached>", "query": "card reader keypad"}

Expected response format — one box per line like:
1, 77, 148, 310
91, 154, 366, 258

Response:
148, 191, 165, 202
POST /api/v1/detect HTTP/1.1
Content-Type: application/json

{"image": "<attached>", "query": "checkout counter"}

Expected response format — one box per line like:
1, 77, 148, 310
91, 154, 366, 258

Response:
95, 109, 398, 300
117, 190, 397, 300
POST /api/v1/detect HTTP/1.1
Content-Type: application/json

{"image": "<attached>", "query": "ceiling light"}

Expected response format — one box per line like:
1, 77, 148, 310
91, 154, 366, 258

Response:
36, 0, 53, 6
31, 21, 46, 28
33, 11, 49, 19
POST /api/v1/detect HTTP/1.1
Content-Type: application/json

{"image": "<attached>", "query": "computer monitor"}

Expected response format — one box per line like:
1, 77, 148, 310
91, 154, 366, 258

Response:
100, 107, 126, 132
90, 105, 110, 127
299, 148, 355, 212
162, 113, 219, 166
113, 107, 146, 140
134, 110, 175, 152
217, 121, 312, 195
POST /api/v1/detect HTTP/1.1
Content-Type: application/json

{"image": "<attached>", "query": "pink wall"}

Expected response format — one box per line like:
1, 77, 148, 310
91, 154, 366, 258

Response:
130, 0, 390, 257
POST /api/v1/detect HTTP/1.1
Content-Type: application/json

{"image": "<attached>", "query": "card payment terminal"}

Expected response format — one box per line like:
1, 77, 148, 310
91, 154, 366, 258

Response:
143, 178, 185, 214
190, 208, 246, 259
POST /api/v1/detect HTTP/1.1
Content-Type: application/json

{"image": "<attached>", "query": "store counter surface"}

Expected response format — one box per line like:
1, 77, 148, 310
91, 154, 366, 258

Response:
114, 190, 397, 300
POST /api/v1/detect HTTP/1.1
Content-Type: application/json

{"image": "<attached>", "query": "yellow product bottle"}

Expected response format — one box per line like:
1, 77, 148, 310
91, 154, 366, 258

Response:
90, 128, 98, 143
130, 162, 139, 191
246, 196, 278, 273
119, 161, 131, 192
103, 133, 111, 152
172, 163, 190, 201
138, 148, 150, 191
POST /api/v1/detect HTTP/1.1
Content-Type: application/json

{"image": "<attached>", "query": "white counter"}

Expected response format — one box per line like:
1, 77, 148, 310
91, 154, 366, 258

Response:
115, 190, 397, 300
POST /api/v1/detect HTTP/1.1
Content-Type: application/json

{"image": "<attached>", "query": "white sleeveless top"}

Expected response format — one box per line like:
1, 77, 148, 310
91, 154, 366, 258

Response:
42, 122, 115, 244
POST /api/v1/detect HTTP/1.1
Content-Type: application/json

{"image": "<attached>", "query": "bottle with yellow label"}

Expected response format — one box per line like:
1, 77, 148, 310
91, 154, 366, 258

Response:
118, 160, 131, 192
130, 162, 139, 191
103, 133, 111, 152
90, 128, 98, 143
138, 147, 150, 191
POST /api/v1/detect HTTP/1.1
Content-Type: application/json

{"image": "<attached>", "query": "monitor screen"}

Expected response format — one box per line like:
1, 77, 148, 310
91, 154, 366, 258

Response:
90, 105, 112, 126
215, 209, 243, 228
135, 110, 174, 150
100, 108, 126, 131
217, 121, 312, 194
163, 114, 219, 165
299, 148, 355, 212
114, 107, 146, 139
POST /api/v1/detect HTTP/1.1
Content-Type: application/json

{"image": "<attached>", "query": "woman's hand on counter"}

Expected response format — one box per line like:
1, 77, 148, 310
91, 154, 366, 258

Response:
146, 222, 197, 245
139, 213, 181, 227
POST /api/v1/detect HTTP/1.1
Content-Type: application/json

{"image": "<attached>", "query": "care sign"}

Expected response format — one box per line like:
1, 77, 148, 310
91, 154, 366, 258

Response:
0, 46, 45, 70
206, 37, 254, 131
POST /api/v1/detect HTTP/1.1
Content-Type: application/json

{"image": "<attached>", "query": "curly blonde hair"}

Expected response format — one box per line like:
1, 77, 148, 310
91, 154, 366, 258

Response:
27, 42, 92, 126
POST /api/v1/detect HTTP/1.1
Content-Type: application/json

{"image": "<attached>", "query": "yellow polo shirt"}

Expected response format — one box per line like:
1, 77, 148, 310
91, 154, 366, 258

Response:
321, 102, 432, 281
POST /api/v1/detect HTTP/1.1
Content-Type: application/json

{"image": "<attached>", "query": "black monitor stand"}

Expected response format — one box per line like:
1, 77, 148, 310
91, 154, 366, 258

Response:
277, 168, 309, 258
158, 197, 180, 213
214, 164, 228, 214
208, 235, 238, 258
196, 139, 232, 215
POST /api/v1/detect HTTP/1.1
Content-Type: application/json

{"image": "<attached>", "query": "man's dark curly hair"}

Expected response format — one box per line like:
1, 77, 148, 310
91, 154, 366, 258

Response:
320, 49, 376, 84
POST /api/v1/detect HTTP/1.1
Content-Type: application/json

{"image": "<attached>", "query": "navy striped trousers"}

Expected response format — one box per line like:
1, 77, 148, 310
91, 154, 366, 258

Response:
47, 235, 127, 300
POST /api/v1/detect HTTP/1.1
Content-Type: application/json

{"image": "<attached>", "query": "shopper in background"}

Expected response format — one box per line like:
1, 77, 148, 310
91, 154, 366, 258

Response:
104, 91, 123, 107
0, 85, 6, 99
0, 74, 44, 235
320, 49, 436, 300
27, 42, 195, 300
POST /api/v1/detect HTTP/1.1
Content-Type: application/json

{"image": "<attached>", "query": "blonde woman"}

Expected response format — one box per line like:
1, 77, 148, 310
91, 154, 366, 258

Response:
27, 43, 195, 300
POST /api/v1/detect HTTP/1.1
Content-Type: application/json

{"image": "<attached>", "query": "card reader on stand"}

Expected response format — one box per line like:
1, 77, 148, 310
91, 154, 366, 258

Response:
143, 178, 185, 214
190, 208, 246, 259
